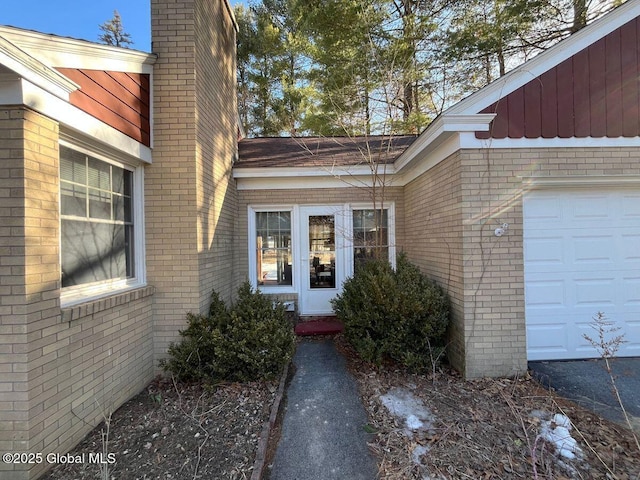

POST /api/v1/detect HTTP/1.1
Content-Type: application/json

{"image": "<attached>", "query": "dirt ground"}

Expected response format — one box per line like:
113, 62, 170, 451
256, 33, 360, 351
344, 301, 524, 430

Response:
335, 337, 640, 480
44, 337, 639, 480
42, 377, 277, 480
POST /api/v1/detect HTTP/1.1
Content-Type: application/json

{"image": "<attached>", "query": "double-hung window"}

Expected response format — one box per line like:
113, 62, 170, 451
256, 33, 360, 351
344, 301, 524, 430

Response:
60, 145, 139, 298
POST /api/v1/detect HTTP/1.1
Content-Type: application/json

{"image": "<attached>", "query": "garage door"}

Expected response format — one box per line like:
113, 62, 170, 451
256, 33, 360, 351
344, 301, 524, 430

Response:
524, 188, 640, 361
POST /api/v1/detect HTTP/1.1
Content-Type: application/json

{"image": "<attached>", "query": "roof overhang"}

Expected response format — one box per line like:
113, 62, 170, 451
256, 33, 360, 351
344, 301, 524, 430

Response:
394, 114, 496, 172
234, 114, 495, 189
0, 27, 153, 163
0, 34, 78, 100
0, 26, 156, 74
234, 163, 401, 190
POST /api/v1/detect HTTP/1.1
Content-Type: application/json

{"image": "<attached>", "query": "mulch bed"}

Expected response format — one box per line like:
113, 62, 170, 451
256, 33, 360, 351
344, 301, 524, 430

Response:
335, 336, 640, 480
42, 377, 278, 480
42, 336, 639, 480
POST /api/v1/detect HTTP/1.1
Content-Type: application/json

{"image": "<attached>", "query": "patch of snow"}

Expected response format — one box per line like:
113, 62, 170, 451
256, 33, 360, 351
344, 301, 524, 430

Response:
407, 414, 424, 430
412, 444, 429, 465
379, 387, 435, 438
539, 413, 583, 460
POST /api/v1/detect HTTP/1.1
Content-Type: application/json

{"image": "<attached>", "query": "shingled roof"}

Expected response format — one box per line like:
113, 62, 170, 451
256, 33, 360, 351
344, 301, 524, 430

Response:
236, 135, 417, 168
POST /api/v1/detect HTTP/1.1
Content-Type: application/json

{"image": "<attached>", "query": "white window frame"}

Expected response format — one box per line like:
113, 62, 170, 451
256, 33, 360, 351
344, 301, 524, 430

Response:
247, 203, 396, 294
346, 202, 396, 278
248, 205, 298, 294
59, 139, 147, 307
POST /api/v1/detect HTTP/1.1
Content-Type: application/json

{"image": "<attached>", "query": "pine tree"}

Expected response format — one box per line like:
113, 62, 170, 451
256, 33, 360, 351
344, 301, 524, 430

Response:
98, 10, 133, 48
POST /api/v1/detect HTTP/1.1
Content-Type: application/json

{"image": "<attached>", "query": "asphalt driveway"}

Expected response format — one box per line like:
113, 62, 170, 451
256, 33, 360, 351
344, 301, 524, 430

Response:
529, 358, 640, 433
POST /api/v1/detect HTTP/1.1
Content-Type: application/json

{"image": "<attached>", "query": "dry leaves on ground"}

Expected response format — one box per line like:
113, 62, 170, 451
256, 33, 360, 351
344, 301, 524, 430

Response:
335, 337, 640, 480
42, 377, 277, 480
41, 337, 640, 480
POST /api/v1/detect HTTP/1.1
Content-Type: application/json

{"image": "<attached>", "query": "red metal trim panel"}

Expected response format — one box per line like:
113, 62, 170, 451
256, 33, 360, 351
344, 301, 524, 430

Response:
477, 17, 640, 139
56, 68, 151, 146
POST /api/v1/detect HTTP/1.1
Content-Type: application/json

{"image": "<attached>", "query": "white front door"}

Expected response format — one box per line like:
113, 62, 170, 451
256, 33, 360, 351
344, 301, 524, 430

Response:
298, 206, 346, 315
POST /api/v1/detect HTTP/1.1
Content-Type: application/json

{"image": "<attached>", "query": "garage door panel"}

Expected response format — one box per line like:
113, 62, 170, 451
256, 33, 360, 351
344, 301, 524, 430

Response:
527, 319, 596, 361
525, 280, 565, 308
524, 188, 639, 361
625, 318, 640, 350
570, 194, 611, 221
574, 278, 617, 307
623, 277, 640, 306
572, 235, 615, 264
527, 323, 568, 359
621, 193, 640, 218
523, 194, 563, 223
524, 237, 564, 266
622, 234, 640, 262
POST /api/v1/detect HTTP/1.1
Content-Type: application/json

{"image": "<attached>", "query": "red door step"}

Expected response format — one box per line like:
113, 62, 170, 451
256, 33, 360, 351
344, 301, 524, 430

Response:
295, 317, 344, 336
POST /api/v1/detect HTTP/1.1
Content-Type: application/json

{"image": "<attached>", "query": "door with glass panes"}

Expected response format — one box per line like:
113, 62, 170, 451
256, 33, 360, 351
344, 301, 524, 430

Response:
298, 206, 346, 315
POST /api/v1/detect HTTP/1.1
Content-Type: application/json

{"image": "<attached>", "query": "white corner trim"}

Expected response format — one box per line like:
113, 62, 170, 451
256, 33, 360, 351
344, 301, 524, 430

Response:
440, 114, 497, 132
0, 35, 78, 100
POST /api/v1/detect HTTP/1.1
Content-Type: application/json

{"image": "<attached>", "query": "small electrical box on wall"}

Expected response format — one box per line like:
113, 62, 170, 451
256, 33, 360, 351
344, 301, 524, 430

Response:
494, 223, 509, 237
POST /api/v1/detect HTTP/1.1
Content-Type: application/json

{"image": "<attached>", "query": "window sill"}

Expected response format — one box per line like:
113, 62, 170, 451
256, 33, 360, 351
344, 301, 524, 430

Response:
60, 285, 155, 322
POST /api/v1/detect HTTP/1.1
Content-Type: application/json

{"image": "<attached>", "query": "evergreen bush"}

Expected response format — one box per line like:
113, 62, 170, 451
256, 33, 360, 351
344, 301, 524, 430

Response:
160, 282, 295, 383
331, 253, 449, 372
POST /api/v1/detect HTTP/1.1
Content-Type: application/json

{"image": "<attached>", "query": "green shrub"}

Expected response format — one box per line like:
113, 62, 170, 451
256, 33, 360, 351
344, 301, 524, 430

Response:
160, 282, 295, 383
331, 253, 449, 372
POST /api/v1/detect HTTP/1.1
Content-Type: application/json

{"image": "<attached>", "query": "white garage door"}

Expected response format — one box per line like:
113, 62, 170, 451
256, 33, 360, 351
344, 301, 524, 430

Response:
524, 188, 640, 361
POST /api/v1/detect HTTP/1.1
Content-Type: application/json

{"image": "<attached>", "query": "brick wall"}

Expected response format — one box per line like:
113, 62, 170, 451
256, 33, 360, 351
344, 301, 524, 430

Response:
0, 106, 35, 480
149, 0, 238, 361
194, 0, 238, 312
403, 153, 467, 374
0, 107, 155, 479
405, 146, 640, 378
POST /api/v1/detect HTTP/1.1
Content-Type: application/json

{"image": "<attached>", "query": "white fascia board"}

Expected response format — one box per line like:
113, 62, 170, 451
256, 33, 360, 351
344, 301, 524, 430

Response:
394, 114, 495, 172
233, 163, 397, 179
446, 0, 640, 116
236, 172, 400, 191
0, 35, 78, 100
458, 133, 640, 149
0, 26, 156, 73
21, 78, 151, 163
395, 134, 462, 187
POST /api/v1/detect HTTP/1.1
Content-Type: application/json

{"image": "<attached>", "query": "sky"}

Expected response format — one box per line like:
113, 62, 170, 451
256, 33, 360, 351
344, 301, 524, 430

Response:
1, 0, 246, 53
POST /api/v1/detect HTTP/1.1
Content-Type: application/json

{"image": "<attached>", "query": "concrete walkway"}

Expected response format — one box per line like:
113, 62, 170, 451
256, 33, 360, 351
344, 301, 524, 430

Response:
269, 339, 378, 480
